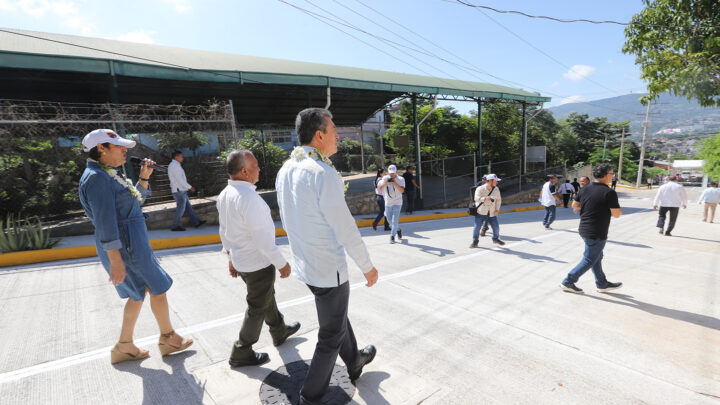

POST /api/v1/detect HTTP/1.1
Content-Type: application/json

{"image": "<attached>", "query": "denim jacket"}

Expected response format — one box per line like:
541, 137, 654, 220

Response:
78, 160, 151, 252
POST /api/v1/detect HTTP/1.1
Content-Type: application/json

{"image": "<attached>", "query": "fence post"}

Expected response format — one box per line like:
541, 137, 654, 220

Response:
359, 123, 366, 174
442, 158, 446, 202
473, 152, 477, 185
228, 99, 238, 146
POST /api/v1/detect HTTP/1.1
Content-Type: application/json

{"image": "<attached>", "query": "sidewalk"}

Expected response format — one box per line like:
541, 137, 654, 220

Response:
0, 202, 545, 268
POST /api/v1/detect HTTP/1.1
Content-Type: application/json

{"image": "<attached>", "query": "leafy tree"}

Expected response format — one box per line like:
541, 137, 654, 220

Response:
560, 113, 627, 165
698, 132, 720, 180
332, 138, 374, 172
623, 0, 720, 106
152, 131, 209, 158
218, 135, 288, 190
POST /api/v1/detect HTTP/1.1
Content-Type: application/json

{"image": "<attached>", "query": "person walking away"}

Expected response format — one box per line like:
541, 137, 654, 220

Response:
560, 163, 623, 294
571, 178, 581, 200
217, 150, 301, 367
698, 182, 720, 223
402, 166, 420, 214
276, 108, 379, 404
470, 174, 504, 247
168, 150, 205, 231
371, 168, 391, 231
78, 129, 193, 364
653, 176, 688, 236
378, 164, 406, 244
540, 175, 561, 230
611, 175, 618, 190
559, 180, 575, 208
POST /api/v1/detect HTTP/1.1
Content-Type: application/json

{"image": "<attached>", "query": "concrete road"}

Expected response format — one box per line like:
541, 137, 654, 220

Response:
0, 188, 718, 404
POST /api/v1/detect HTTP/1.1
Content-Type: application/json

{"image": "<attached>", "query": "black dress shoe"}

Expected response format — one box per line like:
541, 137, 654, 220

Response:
228, 351, 269, 367
372, 223, 377, 231
348, 345, 377, 382
273, 322, 300, 347
171, 226, 186, 231
194, 220, 207, 228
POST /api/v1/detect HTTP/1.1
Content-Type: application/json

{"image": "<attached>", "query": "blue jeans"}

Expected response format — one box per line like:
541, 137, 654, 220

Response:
542, 205, 556, 227
172, 190, 199, 228
384, 204, 402, 238
563, 237, 609, 287
373, 195, 387, 227
473, 214, 499, 242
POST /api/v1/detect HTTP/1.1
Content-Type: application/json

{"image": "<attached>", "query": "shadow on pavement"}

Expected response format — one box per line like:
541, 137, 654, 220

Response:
113, 350, 203, 405
400, 239, 454, 257
355, 370, 391, 405
665, 235, 719, 244
477, 246, 568, 263
583, 293, 720, 332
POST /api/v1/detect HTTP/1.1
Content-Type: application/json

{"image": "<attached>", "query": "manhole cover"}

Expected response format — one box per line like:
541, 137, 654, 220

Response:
259, 360, 355, 405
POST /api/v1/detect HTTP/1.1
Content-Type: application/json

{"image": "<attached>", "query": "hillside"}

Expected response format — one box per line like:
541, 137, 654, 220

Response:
548, 93, 720, 140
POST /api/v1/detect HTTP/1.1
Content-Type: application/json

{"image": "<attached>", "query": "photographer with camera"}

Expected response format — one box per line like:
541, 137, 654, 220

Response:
378, 164, 406, 244
470, 174, 505, 247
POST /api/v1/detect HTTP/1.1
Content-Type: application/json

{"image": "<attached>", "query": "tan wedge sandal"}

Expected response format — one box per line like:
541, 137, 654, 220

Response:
158, 330, 193, 356
110, 341, 150, 364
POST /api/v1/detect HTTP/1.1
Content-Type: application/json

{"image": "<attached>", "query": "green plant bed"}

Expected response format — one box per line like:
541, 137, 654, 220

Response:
0, 214, 61, 253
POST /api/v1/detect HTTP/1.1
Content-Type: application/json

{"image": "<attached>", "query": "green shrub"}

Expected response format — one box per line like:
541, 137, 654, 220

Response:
0, 214, 60, 253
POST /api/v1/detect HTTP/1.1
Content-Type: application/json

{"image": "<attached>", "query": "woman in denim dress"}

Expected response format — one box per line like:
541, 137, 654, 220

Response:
78, 129, 193, 364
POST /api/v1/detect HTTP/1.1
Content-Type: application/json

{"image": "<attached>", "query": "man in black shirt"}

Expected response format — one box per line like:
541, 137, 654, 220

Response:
402, 166, 420, 214
561, 163, 623, 293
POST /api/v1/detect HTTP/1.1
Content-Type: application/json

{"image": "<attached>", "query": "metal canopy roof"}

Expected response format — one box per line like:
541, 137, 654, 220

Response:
0, 28, 550, 125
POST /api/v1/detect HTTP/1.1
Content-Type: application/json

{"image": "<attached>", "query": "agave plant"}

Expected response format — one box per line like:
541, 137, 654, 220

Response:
25, 216, 60, 250
0, 214, 29, 253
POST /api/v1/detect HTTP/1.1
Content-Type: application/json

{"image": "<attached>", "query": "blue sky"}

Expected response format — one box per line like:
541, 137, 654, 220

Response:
0, 0, 648, 113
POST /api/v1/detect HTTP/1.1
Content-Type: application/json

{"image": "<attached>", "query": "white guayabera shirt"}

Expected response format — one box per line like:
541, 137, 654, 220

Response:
276, 146, 373, 288
217, 180, 287, 273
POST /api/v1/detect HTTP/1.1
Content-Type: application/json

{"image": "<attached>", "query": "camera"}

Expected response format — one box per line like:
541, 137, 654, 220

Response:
388, 177, 395, 182
489, 196, 495, 202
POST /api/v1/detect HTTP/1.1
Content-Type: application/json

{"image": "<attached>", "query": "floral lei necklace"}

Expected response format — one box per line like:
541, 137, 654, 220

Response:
88, 158, 143, 204
290, 146, 334, 168
290, 146, 349, 194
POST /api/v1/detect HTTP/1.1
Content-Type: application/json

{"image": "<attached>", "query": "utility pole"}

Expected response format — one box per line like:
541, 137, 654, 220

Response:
617, 127, 626, 180
636, 103, 651, 188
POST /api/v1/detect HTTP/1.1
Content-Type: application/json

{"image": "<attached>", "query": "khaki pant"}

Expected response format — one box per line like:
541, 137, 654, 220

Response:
704, 202, 717, 222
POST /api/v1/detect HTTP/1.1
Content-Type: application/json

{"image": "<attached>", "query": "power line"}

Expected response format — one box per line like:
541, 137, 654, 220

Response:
296, 0, 471, 89
352, 0, 637, 116
450, 0, 628, 25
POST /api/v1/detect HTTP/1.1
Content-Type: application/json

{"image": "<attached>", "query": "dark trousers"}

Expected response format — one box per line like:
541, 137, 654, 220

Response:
563, 237, 609, 288
562, 194, 571, 208
300, 282, 359, 405
230, 264, 286, 360
657, 206, 680, 234
372, 195, 388, 228
405, 189, 416, 213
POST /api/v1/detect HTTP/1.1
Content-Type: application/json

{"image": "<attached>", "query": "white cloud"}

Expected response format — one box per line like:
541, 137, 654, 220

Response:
0, 0, 96, 34
160, 0, 192, 14
563, 65, 596, 82
117, 29, 156, 44
559, 95, 587, 105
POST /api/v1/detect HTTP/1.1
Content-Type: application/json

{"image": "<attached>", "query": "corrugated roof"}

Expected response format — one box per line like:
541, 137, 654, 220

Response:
0, 28, 550, 103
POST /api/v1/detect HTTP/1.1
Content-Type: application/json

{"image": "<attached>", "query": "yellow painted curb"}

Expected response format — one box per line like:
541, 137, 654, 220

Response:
0, 204, 549, 268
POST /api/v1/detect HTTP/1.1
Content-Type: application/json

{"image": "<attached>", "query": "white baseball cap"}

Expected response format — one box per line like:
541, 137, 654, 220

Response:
388, 165, 397, 174
485, 173, 501, 181
82, 129, 136, 152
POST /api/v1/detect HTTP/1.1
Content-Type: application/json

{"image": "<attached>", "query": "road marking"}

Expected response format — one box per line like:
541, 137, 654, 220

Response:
0, 208, 651, 385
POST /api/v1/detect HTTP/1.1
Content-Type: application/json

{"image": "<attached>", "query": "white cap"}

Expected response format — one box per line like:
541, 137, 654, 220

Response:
485, 173, 501, 181
388, 165, 397, 174
82, 129, 136, 152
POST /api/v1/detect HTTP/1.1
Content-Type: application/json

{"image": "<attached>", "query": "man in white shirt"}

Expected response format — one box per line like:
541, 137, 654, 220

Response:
698, 182, 719, 223
540, 175, 562, 230
653, 176, 688, 236
276, 108, 379, 404
168, 150, 204, 231
217, 150, 300, 367
470, 173, 504, 247
377, 164, 405, 244
559, 179, 576, 208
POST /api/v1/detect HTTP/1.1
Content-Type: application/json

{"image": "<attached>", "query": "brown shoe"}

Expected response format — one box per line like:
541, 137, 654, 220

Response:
158, 330, 193, 356
111, 341, 150, 364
